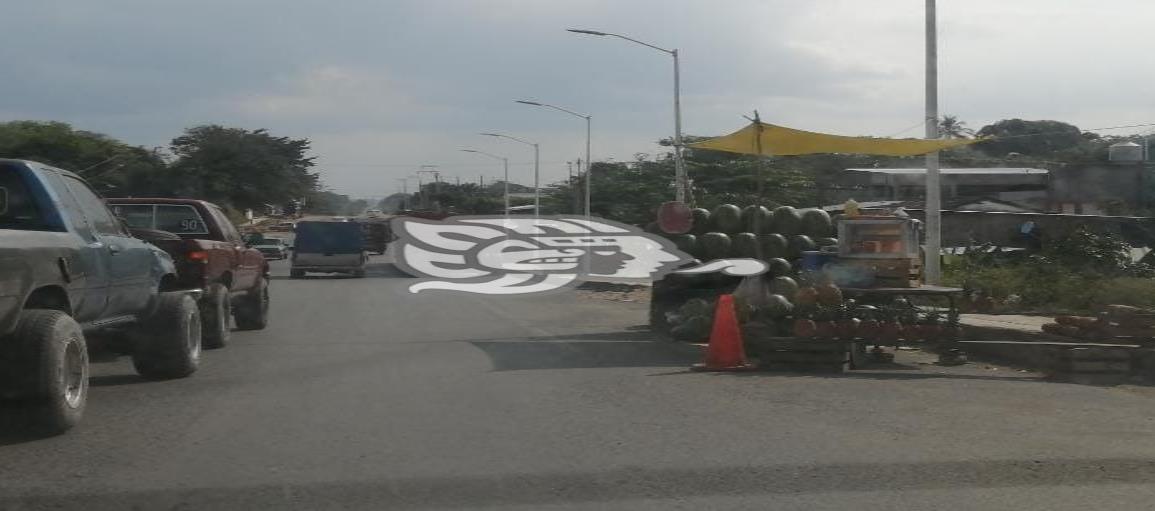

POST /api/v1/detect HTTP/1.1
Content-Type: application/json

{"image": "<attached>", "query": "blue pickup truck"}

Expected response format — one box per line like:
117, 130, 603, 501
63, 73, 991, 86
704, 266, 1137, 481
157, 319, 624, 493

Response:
0, 160, 203, 435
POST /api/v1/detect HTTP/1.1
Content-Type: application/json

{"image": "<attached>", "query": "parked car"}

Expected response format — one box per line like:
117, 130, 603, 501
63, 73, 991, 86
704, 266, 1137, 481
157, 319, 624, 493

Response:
107, 198, 270, 349
253, 237, 289, 260
0, 160, 203, 434
290, 220, 367, 278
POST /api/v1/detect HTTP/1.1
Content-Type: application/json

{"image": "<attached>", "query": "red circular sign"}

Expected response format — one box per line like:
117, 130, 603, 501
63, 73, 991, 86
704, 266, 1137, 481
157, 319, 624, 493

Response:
657, 201, 693, 234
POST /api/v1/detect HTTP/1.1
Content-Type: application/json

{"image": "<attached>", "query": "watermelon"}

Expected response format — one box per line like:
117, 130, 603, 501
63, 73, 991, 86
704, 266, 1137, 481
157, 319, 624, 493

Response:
741, 205, 772, 234
764, 294, 794, 318
698, 232, 732, 261
766, 257, 793, 277
731, 232, 759, 258
787, 234, 817, 258
800, 208, 834, 238
770, 206, 802, 235
768, 276, 799, 300
669, 234, 697, 257
814, 237, 839, 247
742, 320, 776, 340
683, 316, 712, 339
690, 208, 711, 235
680, 298, 712, 317
711, 204, 743, 233
758, 233, 789, 260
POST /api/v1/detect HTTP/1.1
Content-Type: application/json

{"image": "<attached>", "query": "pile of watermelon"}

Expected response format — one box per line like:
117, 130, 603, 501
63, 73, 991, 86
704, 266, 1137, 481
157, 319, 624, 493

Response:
649, 204, 837, 263
667, 275, 963, 344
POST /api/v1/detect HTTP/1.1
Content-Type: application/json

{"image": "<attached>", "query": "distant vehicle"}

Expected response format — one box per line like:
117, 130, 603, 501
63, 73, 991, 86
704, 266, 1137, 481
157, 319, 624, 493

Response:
0, 160, 202, 434
365, 209, 383, 218
290, 221, 367, 278
268, 221, 296, 232
252, 237, 289, 260
353, 219, 391, 255
108, 198, 270, 349
330, 216, 348, 222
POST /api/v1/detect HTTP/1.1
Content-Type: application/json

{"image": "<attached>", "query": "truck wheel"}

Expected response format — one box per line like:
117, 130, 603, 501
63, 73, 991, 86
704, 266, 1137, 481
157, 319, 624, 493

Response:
290, 269, 305, 279
1, 310, 88, 435
234, 277, 269, 331
132, 292, 201, 380
201, 283, 231, 349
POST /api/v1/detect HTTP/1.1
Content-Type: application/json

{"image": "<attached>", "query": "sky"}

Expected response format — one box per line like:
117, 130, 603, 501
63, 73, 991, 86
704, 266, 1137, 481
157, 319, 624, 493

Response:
5, 0, 1155, 199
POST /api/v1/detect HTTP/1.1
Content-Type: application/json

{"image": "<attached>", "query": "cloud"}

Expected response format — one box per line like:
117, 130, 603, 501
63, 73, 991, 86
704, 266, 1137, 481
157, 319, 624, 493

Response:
4, 0, 1154, 197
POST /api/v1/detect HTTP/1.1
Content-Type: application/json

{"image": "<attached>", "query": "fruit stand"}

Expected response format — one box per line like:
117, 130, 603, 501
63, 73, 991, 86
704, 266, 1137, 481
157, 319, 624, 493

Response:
655, 203, 968, 372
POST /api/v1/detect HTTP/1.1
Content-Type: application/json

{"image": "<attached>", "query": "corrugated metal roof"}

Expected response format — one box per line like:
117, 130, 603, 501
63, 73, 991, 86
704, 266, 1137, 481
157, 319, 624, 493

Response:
846, 167, 1048, 175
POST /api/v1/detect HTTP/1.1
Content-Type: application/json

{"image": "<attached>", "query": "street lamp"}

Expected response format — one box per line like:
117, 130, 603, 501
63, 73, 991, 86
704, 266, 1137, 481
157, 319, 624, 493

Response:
481, 132, 540, 214
515, 100, 592, 219
568, 28, 687, 203
461, 149, 510, 216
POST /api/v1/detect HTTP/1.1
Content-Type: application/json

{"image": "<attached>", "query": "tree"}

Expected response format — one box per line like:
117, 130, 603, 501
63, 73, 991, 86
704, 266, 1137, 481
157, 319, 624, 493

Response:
0, 120, 169, 194
345, 199, 369, 216
974, 119, 1088, 158
304, 190, 350, 215
938, 115, 975, 139
169, 125, 319, 211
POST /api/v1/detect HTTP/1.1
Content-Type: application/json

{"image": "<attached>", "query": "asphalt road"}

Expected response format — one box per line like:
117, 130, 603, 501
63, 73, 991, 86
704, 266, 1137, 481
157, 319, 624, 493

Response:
4, 255, 1155, 510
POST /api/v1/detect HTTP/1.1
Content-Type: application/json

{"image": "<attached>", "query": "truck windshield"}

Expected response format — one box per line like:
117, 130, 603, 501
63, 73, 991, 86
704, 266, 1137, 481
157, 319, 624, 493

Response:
0, 166, 47, 230
110, 204, 210, 236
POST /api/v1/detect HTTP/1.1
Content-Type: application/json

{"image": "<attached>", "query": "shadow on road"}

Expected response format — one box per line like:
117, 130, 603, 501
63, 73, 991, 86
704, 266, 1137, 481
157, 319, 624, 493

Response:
5, 456, 1155, 509
470, 330, 699, 371
269, 263, 415, 280
88, 374, 148, 388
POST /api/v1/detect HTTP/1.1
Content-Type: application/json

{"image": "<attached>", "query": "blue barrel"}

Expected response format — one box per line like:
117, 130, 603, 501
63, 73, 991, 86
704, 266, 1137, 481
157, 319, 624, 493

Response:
801, 251, 838, 272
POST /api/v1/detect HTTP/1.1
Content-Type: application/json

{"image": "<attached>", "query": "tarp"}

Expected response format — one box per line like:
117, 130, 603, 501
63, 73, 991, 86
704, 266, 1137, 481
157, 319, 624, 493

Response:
688, 121, 977, 157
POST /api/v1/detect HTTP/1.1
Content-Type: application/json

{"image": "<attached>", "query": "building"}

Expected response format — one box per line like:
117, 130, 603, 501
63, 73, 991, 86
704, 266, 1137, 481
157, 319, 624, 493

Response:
835, 168, 1050, 211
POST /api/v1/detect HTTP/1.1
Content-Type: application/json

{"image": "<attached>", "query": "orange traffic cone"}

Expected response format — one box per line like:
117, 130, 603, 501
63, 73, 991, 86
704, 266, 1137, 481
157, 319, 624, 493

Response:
691, 294, 754, 372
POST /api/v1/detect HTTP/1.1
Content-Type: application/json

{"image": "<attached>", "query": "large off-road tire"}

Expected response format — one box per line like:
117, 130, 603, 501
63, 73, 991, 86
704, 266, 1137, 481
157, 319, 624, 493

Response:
0, 310, 89, 435
289, 269, 305, 279
132, 292, 201, 380
234, 276, 269, 331
200, 283, 231, 349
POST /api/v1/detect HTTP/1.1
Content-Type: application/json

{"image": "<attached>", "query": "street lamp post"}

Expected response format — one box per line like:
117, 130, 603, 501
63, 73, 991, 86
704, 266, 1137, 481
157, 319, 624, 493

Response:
481, 132, 539, 214
515, 100, 592, 218
568, 28, 687, 203
461, 149, 510, 216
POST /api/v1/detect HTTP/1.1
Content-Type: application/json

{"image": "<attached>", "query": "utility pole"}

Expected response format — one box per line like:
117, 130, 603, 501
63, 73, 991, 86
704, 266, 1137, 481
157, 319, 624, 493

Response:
924, 0, 942, 284
574, 158, 583, 214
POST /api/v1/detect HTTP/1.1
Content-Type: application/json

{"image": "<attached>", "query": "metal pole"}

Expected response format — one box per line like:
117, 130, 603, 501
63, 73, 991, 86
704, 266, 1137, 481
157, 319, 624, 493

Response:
415, 173, 424, 209
924, 0, 942, 284
585, 116, 592, 218
533, 143, 540, 215
672, 49, 687, 203
503, 157, 510, 218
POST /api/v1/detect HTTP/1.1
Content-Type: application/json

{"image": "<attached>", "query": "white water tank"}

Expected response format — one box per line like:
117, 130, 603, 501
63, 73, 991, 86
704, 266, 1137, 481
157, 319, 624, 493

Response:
1109, 141, 1144, 162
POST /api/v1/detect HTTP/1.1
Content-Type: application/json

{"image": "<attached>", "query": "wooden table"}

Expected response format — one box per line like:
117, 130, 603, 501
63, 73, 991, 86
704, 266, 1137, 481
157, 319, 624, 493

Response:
839, 285, 967, 366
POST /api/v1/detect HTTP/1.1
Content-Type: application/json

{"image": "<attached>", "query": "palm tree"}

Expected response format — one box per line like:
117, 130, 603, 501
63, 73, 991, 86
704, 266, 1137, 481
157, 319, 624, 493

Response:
939, 115, 975, 139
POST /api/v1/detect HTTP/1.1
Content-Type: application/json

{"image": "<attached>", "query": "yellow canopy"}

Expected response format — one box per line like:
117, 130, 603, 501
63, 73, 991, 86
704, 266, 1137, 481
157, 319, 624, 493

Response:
688, 121, 977, 157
